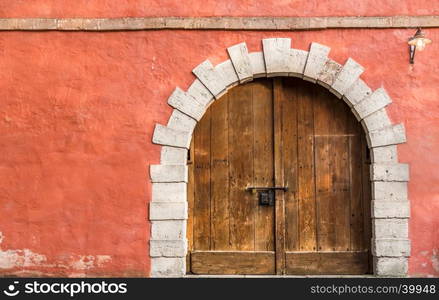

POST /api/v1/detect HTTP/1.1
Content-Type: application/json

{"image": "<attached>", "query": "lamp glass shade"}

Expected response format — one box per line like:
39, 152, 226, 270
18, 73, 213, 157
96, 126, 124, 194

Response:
408, 29, 432, 51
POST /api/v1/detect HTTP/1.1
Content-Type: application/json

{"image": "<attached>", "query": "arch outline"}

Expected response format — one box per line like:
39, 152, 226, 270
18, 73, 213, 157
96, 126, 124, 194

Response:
149, 38, 410, 277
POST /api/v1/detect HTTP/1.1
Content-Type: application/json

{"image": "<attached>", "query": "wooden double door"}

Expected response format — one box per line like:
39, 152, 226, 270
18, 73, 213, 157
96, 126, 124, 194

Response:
187, 77, 372, 275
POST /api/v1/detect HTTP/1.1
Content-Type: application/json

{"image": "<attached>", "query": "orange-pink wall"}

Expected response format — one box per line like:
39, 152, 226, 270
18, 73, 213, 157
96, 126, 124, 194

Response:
0, 2, 438, 277
0, 0, 437, 17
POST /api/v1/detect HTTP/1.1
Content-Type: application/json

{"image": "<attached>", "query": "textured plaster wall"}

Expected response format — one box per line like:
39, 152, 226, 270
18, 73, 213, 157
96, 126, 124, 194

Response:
0, 0, 436, 18
0, 1, 438, 277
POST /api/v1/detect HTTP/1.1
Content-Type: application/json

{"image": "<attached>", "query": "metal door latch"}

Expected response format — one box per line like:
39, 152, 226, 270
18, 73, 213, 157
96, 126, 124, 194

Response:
246, 186, 288, 206
258, 190, 275, 206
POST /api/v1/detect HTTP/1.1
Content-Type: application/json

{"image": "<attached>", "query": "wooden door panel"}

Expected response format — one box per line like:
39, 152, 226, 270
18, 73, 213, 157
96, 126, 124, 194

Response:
210, 93, 230, 250
285, 251, 369, 275
282, 78, 318, 252
280, 79, 299, 253
191, 251, 275, 275
228, 83, 255, 251
193, 108, 211, 250
331, 94, 351, 252
281, 78, 371, 274
296, 83, 318, 252
188, 77, 371, 275
189, 79, 275, 274
313, 86, 336, 251
253, 80, 275, 251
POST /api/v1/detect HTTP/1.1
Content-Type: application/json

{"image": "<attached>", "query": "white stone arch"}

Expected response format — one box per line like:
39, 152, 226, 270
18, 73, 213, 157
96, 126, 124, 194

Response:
149, 38, 410, 277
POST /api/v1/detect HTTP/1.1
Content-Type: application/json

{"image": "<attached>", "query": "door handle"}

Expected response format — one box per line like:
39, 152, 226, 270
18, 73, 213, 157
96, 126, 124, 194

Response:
246, 186, 288, 206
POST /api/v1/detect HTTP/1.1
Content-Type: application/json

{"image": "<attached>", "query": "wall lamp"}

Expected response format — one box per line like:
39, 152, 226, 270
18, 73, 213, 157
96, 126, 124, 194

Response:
408, 28, 431, 64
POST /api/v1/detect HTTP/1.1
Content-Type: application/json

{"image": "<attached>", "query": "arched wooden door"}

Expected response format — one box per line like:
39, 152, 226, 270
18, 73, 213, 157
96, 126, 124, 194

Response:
187, 77, 372, 275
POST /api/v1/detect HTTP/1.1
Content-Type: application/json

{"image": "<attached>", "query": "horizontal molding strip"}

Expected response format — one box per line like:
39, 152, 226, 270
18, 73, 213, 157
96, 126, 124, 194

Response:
0, 16, 438, 31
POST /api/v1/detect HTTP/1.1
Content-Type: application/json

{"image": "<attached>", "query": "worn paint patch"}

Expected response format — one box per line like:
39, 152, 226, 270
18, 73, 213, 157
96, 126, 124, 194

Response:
0, 232, 112, 274
0, 249, 47, 269
69, 255, 112, 270
0, 231, 46, 269
432, 249, 439, 273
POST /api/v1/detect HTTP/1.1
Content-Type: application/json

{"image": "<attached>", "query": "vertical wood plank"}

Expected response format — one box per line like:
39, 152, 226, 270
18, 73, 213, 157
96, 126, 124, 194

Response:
314, 88, 335, 251
228, 84, 255, 251
273, 78, 286, 274
193, 108, 211, 250
210, 94, 231, 250
348, 113, 364, 251
297, 81, 317, 251
282, 78, 300, 252
253, 80, 275, 251
332, 99, 351, 251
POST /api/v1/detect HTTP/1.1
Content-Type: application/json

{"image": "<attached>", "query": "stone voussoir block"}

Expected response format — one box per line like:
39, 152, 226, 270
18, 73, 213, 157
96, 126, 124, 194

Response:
352, 88, 392, 120
371, 145, 398, 163
152, 124, 191, 149
215, 60, 240, 90
249, 52, 266, 78
368, 124, 406, 148
168, 87, 205, 121
372, 219, 409, 239
361, 108, 391, 133
150, 202, 188, 220
330, 58, 365, 98
151, 220, 187, 240
288, 49, 308, 77
160, 146, 188, 165
371, 200, 410, 219
150, 164, 188, 183
317, 59, 342, 89
374, 257, 408, 276
372, 238, 410, 257
262, 38, 292, 77
227, 42, 253, 83
193, 60, 227, 99
371, 163, 409, 182
152, 182, 187, 202
372, 181, 408, 201
167, 109, 197, 134
150, 257, 186, 277
343, 78, 372, 108
150, 239, 188, 257
303, 42, 331, 83
187, 79, 214, 107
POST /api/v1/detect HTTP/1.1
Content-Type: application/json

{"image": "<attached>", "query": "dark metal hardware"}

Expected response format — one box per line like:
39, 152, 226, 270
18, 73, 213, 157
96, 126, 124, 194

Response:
409, 44, 416, 64
258, 190, 275, 206
246, 186, 289, 192
246, 186, 288, 206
